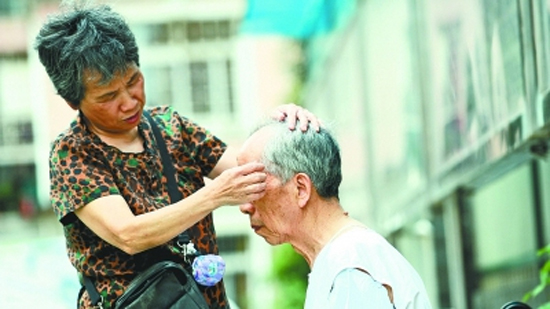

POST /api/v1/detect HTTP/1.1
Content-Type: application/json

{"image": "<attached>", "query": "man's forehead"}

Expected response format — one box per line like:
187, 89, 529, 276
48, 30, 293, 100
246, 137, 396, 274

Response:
238, 127, 274, 163
252, 125, 278, 143
237, 139, 261, 164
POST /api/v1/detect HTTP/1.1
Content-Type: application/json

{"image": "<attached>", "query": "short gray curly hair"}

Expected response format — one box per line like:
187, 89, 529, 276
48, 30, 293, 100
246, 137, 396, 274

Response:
252, 119, 342, 200
34, 3, 139, 106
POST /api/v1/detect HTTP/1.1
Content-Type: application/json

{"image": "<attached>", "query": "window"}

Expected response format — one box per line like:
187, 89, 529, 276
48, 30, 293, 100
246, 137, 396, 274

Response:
226, 60, 234, 113
187, 20, 233, 42
217, 235, 248, 253
136, 20, 234, 44
149, 24, 169, 44
171, 21, 187, 42
432, 207, 451, 308
469, 164, 540, 308
187, 22, 202, 42
0, 120, 33, 146
217, 235, 248, 308
190, 62, 210, 113
218, 21, 231, 39
136, 17, 235, 115
143, 59, 234, 115
142, 66, 172, 107
0, 164, 36, 214
0, 56, 33, 146
202, 21, 217, 40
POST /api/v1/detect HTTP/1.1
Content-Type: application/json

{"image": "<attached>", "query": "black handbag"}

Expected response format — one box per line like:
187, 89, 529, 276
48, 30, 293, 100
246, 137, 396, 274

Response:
83, 111, 209, 309
113, 260, 208, 309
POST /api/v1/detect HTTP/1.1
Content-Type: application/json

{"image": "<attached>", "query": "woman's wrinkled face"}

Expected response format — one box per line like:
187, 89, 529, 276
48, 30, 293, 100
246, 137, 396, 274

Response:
77, 62, 145, 137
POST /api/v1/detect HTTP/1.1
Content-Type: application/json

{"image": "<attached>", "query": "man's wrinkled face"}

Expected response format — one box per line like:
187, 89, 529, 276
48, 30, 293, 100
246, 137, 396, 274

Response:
237, 128, 294, 245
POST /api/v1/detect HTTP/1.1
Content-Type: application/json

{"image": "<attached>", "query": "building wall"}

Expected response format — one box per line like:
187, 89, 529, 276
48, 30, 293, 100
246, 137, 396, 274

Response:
298, 0, 550, 308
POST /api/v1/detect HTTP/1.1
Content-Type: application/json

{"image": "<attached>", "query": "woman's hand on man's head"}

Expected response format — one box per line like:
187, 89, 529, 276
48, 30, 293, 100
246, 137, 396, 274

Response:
272, 103, 321, 132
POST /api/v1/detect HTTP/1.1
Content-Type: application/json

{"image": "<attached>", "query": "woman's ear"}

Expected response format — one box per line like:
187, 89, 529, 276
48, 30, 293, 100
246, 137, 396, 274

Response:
294, 173, 312, 208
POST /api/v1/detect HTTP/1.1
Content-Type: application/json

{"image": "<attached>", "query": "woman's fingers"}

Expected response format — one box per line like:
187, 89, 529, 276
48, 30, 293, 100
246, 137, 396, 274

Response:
297, 108, 321, 132
237, 161, 265, 175
273, 103, 321, 132
236, 169, 267, 199
274, 103, 298, 130
211, 163, 267, 205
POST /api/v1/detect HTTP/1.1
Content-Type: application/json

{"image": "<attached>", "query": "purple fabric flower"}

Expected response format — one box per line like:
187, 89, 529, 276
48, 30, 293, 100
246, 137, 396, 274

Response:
192, 254, 226, 286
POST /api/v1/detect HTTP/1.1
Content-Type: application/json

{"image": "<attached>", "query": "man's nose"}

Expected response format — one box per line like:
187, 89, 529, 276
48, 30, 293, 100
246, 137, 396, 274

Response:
239, 202, 255, 215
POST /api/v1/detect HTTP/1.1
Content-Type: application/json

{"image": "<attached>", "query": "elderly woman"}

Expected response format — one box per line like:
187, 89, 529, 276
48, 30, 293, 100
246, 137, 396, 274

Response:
34, 3, 318, 309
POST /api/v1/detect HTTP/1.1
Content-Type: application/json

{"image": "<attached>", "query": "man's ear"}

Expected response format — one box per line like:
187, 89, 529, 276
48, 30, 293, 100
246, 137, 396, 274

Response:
65, 100, 78, 111
294, 173, 312, 208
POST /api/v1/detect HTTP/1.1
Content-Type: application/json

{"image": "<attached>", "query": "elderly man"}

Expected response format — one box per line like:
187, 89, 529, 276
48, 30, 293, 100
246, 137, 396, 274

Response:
238, 119, 432, 308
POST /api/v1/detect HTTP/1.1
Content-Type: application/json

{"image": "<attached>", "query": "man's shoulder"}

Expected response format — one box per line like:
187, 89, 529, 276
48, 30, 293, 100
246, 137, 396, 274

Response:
317, 227, 411, 280
314, 228, 377, 271
330, 227, 389, 253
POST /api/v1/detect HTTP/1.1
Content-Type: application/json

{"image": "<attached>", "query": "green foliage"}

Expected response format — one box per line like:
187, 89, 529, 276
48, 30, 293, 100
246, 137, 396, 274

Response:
285, 44, 306, 107
272, 244, 310, 309
524, 244, 550, 308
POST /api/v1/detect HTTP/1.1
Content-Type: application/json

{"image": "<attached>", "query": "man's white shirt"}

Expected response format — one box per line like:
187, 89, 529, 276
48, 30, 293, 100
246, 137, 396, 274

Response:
304, 226, 432, 309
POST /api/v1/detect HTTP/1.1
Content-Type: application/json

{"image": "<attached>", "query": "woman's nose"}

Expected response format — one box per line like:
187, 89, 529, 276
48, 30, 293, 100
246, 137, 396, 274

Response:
120, 90, 138, 110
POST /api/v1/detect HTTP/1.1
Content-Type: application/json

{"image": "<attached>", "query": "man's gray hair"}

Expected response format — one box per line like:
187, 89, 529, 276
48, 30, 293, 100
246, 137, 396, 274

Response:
253, 119, 342, 199
34, 2, 139, 106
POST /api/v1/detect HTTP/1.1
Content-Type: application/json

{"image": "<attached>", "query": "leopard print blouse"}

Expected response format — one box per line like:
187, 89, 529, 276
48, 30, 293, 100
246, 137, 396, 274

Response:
50, 106, 229, 308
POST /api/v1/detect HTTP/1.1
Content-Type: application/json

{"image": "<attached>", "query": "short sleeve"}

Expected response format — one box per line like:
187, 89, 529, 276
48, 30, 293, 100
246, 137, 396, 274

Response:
49, 136, 120, 222
155, 107, 227, 177
329, 268, 394, 308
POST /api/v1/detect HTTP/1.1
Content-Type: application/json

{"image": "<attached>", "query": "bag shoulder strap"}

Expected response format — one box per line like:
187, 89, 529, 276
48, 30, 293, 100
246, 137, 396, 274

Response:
143, 110, 183, 203
143, 110, 191, 244
84, 110, 191, 306
83, 274, 103, 308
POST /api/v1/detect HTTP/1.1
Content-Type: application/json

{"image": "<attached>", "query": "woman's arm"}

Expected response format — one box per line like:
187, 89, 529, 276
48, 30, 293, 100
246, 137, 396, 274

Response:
75, 161, 266, 255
